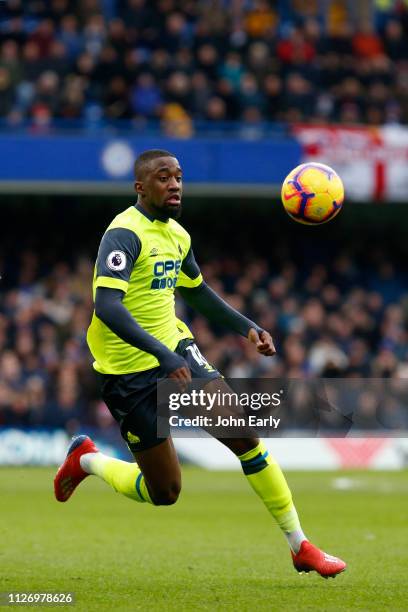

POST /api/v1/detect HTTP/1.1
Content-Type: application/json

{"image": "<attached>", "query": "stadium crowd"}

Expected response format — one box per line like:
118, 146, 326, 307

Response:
0, 245, 407, 432
1, 0, 408, 131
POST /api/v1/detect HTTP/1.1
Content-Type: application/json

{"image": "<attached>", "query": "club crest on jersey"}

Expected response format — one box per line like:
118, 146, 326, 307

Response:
106, 250, 126, 271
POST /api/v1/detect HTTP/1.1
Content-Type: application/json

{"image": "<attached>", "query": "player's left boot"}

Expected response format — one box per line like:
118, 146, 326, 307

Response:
291, 541, 346, 578
54, 435, 98, 502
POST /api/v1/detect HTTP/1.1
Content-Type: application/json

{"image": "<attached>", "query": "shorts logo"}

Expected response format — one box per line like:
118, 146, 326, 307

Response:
106, 250, 126, 271
127, 431, 140, 444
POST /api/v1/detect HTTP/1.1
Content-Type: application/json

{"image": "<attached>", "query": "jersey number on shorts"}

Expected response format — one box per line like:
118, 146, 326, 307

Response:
186, 343, 208, 367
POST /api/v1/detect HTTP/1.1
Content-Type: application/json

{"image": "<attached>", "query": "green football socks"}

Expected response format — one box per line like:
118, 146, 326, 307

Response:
80, 453, 152, 503
238, 441, 307, 553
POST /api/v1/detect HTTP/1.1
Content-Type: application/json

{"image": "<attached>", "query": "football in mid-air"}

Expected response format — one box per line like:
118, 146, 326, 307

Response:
281, 162, 344, 225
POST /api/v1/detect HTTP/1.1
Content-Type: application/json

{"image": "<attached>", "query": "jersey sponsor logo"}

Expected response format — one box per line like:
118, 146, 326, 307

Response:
106, 250, 127, 271
150, 259, 181, 290
151, 278, 178, 289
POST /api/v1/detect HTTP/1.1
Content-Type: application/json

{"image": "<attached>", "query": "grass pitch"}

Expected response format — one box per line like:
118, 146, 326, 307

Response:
1, 467, 407, 611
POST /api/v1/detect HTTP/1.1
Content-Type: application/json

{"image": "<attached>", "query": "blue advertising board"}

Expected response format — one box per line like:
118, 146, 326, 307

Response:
0, 132, 301, 188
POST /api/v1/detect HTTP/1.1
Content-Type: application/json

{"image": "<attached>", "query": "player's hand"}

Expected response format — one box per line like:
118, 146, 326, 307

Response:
168, 366, 192, 392
160, 351, 192, 391
248, 328, 276, 357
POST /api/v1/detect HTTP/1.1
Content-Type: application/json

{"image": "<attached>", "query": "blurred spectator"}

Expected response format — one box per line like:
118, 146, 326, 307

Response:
382, 19, 408, 61
103, 75, 132, 119
244, 0, 277, 39
238, 73, 265, 116
0, 67, 15, 115
29, 19, 56, 59
219, 51, 245, 91
190, 71, 212, 118
205, 96, 227, 122
165, 71, 192, 111
352, 20, 384, 59
161, 101, 193, 138
130, 72, 162, 118
57, 15, 83, 61
0, 40, 22, 87
277, 27, 316, 65
283, 73, 315, 121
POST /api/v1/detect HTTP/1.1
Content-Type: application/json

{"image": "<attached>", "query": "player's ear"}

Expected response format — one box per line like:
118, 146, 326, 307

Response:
135, 180, 144, 196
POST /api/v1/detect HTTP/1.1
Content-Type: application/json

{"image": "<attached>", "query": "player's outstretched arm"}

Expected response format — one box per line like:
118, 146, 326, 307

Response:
95, 287, 191, 386
177, 282, 275, 356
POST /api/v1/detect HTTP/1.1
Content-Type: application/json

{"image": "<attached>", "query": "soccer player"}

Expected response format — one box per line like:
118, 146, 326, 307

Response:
54, 150, 346, 578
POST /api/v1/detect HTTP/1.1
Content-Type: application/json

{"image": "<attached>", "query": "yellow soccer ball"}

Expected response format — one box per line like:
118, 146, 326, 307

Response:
281, 162, 344, 225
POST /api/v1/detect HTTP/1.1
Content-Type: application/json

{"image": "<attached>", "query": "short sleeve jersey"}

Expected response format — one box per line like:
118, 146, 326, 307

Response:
87, 205, 203, 374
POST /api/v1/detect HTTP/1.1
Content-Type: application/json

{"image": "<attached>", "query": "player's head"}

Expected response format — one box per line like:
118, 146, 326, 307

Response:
134, 149, 182, 220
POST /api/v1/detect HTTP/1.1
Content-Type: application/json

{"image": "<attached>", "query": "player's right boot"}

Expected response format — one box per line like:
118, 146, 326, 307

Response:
291, 541, 346, 578
54, 435, 98, 502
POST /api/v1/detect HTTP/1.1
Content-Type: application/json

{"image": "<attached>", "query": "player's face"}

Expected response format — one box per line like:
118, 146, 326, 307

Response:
137, 157, 183, 220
